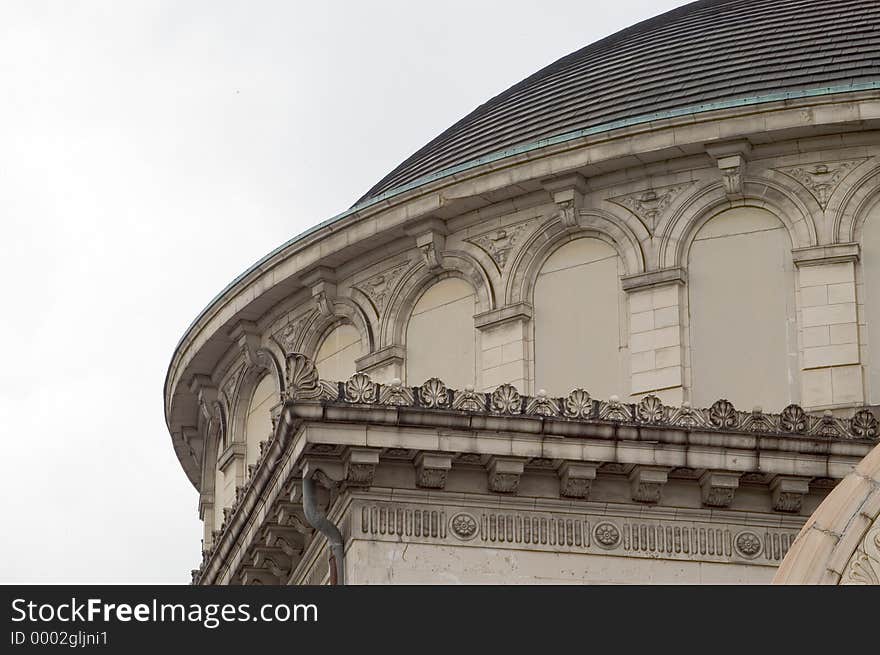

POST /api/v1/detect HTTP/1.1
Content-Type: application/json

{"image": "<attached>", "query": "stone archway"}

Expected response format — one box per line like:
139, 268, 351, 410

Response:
774, 442, 880, 584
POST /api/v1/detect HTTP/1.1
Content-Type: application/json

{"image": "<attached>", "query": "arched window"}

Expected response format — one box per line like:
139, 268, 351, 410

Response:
534, 238, 624, 398
688, 207, 797, 410
315, 323, 364, 381
406, 277, 476, 388
863, 210, 880, 404
244, 375, 275, 468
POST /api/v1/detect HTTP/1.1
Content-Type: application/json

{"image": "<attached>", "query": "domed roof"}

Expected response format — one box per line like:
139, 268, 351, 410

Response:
358, 0, 880, 204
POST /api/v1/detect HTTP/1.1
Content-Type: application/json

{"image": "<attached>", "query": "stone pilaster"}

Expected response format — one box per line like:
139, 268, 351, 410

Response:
475, 304, 532, 394
622, 269, 686, 405
793, 244, 863, 409
355, 345, 405, 384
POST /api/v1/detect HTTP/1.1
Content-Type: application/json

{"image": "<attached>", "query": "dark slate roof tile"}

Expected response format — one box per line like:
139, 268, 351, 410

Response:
357, 0, 880, 203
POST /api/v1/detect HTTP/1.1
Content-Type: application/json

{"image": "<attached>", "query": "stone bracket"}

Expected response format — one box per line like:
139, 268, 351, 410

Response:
345, 448, 380, 486
771, 476, 811, 513
706, 140, 751, 199
240, 566, 280, 585
543, 173, 588, 228
487, 457, 525, 494
252, 546, 292, 579
629, 466, 669, 503
405, 217, 449, 273
699, 470, 741, 507
415, 453, 453, 489
300, 266, 338, 317
558, 462, 598, 499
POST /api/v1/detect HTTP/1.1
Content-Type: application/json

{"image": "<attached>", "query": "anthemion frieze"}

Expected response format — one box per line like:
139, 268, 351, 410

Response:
188, 353, 878, 585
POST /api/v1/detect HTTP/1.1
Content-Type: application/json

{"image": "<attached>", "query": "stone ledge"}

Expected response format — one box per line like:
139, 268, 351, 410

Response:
792, 243, 860, 267
474, 302, 534, 330
355, 345, 405, 373
621, 267, 687, 292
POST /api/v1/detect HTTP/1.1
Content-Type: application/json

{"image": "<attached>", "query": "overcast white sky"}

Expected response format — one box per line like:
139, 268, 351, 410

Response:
0, 0, 689, 583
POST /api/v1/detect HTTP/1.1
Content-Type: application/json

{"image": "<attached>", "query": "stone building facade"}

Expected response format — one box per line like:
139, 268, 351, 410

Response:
165, 0, 880, 584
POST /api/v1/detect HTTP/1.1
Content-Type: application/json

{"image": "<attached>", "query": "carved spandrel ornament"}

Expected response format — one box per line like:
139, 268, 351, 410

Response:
774, 158, 868, 209
607, 181, 696, 234
221, 364, 244, 408
841, 526, 880, 585
353, 260, 411, 314
465, 218, 537, 271
272, 311, 316, 355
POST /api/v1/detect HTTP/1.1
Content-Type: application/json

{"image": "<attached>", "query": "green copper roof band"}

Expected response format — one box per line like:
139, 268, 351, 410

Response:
174, 80, 880, 354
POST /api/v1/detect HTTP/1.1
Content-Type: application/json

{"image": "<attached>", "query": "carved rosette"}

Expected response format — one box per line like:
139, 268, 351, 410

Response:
418, 378, 449, 409
450, 513, 479, 540
344, 372, 378, 404
734, 531, 763, 559
780, 404, 807, 433
563, 388, 592, 419
594, 522, 621, 549
491, 384, 522, 415
708, 399, 737, 429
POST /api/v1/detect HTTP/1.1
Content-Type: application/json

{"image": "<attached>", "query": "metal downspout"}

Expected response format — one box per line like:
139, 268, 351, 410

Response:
302, 473, 345, 585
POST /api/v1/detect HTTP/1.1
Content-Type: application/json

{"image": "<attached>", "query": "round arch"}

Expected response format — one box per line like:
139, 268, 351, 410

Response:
660, 179, 816, 270
505, 210, 644, 307
382, 251, 494, 348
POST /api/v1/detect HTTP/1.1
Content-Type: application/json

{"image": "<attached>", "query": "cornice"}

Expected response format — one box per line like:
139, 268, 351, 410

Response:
165, 90, 880, 486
